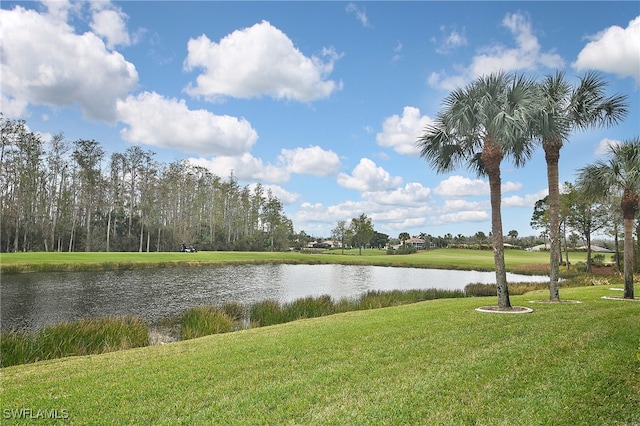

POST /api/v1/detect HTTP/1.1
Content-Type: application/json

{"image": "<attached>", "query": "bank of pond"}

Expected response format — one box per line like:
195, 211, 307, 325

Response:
1, 281, 560, 368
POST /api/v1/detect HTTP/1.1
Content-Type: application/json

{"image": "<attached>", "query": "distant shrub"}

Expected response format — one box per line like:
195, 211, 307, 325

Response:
388, 245, 417, 255
575, 262, 588, 272
592, 254, 605, 267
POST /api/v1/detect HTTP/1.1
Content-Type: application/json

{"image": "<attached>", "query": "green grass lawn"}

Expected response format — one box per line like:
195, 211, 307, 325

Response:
0, 248, 587, 273
1, 285, 638, 425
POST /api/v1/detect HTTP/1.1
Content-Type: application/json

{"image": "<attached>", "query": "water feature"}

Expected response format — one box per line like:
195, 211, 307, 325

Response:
1, 264, 549, 332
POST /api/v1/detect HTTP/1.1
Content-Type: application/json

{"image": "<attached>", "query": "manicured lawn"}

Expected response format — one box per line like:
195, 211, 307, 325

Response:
1, 285, 638, 425
0, 248, 586, 273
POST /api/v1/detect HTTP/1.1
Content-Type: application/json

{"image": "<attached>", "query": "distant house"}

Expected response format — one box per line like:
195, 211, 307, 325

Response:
527, 243, 550, 252
577, 245, 614, 253
405, 237, 425, 249
307, 240, 336, 249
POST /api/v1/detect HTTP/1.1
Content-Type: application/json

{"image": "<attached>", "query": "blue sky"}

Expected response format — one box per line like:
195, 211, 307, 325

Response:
2, 1, 639, 240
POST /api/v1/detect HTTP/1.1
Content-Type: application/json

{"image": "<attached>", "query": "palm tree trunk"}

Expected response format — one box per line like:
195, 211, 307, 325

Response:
622, 217, 635, 298
621, 191, 638, 299
482, 139, 511, 309
544, 142, 562, 301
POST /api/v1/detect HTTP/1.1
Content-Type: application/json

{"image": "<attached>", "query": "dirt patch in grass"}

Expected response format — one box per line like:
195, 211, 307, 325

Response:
514, 264, 550, 273
589, 265, 616, 276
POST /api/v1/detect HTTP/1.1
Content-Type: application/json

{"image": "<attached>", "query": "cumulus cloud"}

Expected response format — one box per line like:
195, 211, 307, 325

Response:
251, 184, 300, 205
443, 199, 488, 212
429, 12, 564, 90
188, 153, 290, 183
117, 91, 258, 156
594, 138, 623, 157
438, 211, 489, 224
292, 199, 433, 235
188, 145, 340, 183
89, 5, 131, 49
362, 183, 432, 206
573, 16, 640, 85
433, 175, 522, 198
377, 107, 434, 156
433, 176, 488, 198
278, 146, 341, 177
337, 158, 403, 192
183, 20, 342, 102
0, 2, 138, 121
503, 189, 548, 208
292, 169, 538, 235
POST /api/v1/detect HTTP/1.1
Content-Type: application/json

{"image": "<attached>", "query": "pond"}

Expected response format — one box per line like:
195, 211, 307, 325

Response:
1, 264, 550, 332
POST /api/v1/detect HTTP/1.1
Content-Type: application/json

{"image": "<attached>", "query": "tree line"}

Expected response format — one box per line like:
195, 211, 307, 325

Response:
1, 117, 292, 253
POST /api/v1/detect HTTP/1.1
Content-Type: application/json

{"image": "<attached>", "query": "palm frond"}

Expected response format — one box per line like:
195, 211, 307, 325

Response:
571, 71, 629, 130
577, 137, 640, 199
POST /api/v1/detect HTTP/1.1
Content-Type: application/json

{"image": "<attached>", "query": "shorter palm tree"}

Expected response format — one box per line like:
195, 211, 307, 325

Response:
576, 137, 640, 299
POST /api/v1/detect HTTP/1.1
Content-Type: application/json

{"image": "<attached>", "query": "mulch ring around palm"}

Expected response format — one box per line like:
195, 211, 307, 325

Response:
475, 306, 533, 314
601, 296, 640, 301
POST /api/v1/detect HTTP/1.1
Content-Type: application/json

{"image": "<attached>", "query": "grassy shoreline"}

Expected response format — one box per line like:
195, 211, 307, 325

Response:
1, 285, 638, 425
0, 248, 586, 274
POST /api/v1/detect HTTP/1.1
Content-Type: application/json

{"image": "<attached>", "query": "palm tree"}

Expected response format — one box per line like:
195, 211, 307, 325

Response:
576, 137, 640, 299
418, 71, 537, 309
533, 71, 628, 301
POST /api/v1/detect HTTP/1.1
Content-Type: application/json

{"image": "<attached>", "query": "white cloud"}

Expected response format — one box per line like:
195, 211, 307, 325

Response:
362, 182, 432, 206
278, 146, 341, 177
503, 189, 548, 208
427, 72, 467, 92
573, 16, 640, 85
183, 20, 342, 102
433, 176, 488, 198
345, 3, 370, 28
117, 91, 258, 156
438, 211, 489, 224
392, 40, 403, 62
188, 153, 289, 183
433, 26, 467, 54
292, 199, 433, 236
89, 6, 131, 49
443, 199, 488, 212
502, 181, 523, 193
433, 176, 522, 198
377, 106, 434, 156
337, 158, 403, 192
188, 145, 340, 183
594, 138, 623, 157
250, 184, 300, 205
429, 12, 564, 90
0, 3, 138, 121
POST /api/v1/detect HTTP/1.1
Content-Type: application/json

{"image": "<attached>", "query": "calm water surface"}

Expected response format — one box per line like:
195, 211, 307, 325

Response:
1, 264, 549, 332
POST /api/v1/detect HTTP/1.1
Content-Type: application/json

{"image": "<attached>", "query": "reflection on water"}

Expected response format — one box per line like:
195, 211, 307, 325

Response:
1, 264, 549, 332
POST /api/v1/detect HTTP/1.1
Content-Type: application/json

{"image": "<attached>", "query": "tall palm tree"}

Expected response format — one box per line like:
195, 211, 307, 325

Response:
576, 137, 640, 299
534, 71, 628, 301
418, 71, 537, 309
